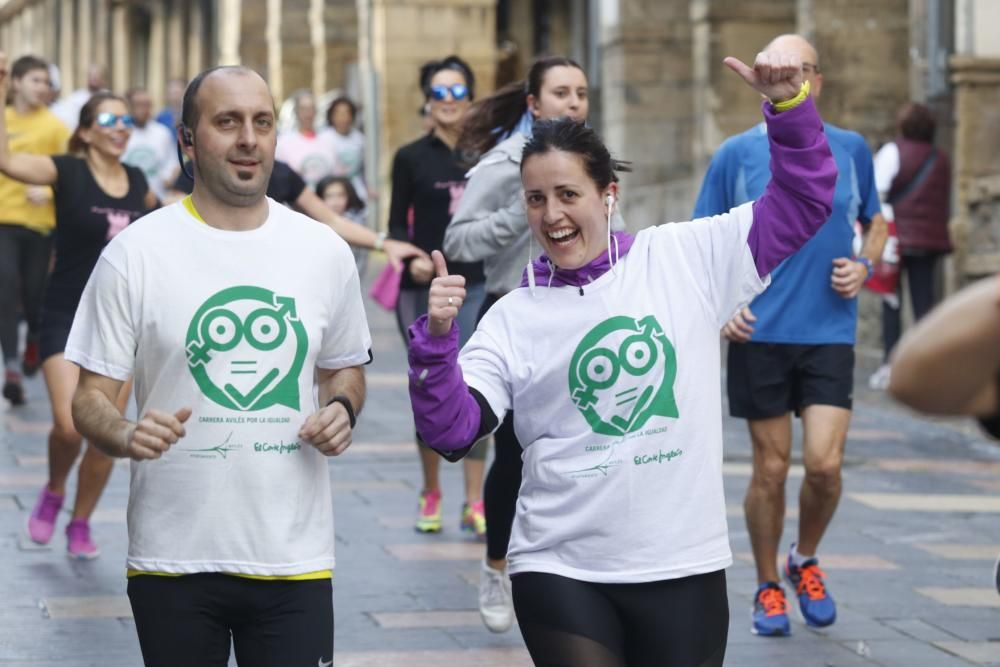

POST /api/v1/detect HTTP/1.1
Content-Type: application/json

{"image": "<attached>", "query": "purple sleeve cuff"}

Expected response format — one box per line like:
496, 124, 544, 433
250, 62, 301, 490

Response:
407, 314, 483, 450
747, 95, 837, 277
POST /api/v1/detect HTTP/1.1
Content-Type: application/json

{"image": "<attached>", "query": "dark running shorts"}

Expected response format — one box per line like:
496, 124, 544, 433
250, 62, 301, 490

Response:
727, 342, 854, 419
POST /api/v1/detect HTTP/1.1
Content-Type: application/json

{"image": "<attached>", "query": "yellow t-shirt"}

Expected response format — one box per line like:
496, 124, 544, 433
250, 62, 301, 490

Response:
0, 106, 70, 234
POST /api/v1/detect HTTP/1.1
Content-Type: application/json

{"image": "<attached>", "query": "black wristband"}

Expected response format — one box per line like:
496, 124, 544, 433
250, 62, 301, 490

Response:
326, 395, 356, 428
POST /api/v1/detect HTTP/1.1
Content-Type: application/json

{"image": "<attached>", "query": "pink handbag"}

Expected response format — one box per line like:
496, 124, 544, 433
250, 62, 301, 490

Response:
369, 263, 401, 310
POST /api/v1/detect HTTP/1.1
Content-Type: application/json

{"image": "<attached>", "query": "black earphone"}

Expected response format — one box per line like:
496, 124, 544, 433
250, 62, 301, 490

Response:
176, 124, 195, 180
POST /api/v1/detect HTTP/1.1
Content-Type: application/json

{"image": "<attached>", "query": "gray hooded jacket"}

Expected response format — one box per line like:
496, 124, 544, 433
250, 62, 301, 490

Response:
444, 132, 624, 295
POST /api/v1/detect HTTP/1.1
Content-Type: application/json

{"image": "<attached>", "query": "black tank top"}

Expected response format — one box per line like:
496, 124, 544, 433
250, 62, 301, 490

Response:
45, 155, 151, 314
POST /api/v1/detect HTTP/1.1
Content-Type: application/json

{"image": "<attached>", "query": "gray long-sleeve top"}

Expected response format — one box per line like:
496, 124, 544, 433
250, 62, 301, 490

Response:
443, 132, 624, 295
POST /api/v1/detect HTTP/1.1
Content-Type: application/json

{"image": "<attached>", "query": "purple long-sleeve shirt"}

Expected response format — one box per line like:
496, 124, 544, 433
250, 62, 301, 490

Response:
408, 95, 836, 452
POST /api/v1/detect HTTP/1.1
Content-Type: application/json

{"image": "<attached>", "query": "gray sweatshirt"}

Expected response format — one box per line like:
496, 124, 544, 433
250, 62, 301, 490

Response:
444, 132, 624, 295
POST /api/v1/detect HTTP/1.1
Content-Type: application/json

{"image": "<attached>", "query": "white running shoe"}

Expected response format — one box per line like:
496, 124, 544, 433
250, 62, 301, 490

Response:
868, 364, 892, 391
478, 560, 514, 633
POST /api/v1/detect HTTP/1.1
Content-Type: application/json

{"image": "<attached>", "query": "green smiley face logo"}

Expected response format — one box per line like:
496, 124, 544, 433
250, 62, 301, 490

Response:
186, 286, 307, 411
568, 315, 678, 436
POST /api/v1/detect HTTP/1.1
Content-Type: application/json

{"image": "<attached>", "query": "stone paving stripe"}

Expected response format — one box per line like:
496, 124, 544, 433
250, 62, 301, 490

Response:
0, 472, 47, 488
968, 479, 1000, 493
336, 648, 532, 667
385, 543, 484, 561
866, 458, 1000, 476
333, 480, 410, 493
370, 610, 485, 629
722, 462, 804, 477
880, 618, 962, 643
734, 553, 900, 570
726, 504, 798, 518
915, 587, 1000, 608
4, 415, 52, 434
915, 544, 1000, 560
16, 535, 50, 552
848, 493, 1000, 512
0, 495, 18, 510
40, 595, 133, 619
365, 373, 409, 388
378, 516, 420, 528
89, 507, 127, 524
13, 454, 46, 467
349, 442, 414, 455
847, 429, 907, 441
934, 641, 1000, 663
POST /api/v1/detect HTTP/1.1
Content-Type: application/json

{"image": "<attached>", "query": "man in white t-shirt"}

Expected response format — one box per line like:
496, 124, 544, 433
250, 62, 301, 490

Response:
67, 66, 371, 667
122, 87, 177, 200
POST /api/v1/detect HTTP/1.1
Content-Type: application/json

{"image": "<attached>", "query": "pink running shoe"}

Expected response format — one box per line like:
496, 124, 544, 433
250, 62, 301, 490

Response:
66, 519, 100, 560
27, 487, 64, 544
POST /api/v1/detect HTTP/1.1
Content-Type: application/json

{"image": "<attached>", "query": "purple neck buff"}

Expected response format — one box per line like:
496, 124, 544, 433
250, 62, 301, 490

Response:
520, 230, 635, 293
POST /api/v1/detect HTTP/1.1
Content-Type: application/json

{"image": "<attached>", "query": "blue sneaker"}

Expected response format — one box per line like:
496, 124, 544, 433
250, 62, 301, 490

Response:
784, 554, 837, 627
751, 582, 790, 637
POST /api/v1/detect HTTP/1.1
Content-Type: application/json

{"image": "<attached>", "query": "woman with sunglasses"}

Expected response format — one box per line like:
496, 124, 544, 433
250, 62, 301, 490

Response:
0, 58, 155, 559
387, 55, 489, 537
411, 52, 835, 666
442, 55, 623, 633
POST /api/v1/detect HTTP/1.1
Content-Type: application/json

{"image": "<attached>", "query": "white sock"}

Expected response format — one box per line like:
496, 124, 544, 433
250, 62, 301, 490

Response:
790, 543, 813, 567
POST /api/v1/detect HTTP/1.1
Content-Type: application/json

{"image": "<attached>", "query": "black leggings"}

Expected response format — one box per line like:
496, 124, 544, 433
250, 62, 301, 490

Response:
0, 225, 51, 363
127, 574, 333, 667
478, 292, 524, 562
512, 570, 729, 667
882, 252, 940, 361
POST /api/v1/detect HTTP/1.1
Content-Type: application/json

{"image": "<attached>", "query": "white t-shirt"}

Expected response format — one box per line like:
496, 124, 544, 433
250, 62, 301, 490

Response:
65, 199, 372, 576
321, 127, 367, 200
460, 202, 768, 583
122, 122, 177, 200
276, 131, 335, 188
873, 141, 900, 220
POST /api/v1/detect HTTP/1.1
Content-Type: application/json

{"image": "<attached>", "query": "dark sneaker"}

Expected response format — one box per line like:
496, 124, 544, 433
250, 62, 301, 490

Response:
3, 370, 25, 406
784, 555, 837, 627
22, 340, 41, 377
751, 582, 791, 637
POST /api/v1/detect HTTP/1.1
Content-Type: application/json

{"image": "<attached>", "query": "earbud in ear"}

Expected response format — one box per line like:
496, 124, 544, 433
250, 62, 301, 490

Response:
605, 193, 615, 207
178, 125, 193, 147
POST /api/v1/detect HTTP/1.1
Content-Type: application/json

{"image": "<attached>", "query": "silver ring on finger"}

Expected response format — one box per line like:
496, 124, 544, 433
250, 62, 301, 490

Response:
448, 296, 454, 306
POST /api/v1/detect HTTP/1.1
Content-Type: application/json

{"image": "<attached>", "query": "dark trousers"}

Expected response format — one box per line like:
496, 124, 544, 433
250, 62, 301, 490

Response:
0, 225, 51, 362
882, 253, 941, 361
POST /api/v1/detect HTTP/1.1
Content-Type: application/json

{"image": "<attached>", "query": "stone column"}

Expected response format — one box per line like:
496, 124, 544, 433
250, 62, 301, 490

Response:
310, 0, 326, 95
58, 0, 75, 93
599, 0, 694, 229
110, 2, 128, 92
94, 0, 109, 71
77, 0, 92, 87
187, 1, 205, 79
690, 0, 795, 179
267, 0, 283, 101
949, 57, 1000, 281
808, 0, 910, 146
368, 0, 496, 212
167, 0, 185, 79
217, 0, 242, 65
148, 1, 166, 107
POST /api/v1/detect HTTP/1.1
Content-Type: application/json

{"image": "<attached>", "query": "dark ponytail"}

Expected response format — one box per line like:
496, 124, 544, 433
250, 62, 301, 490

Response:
458, 55, 584, 159
68, 92, 126, 156
521, 118, 631, 190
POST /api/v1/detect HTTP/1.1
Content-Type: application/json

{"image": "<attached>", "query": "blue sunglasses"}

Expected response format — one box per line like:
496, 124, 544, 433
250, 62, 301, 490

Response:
95, 112, 135, 129
429, 84, 469, 102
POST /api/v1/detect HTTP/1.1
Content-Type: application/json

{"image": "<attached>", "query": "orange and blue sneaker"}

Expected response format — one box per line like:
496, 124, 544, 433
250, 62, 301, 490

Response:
460, 500, 486, 539
751, 582, 790, 637
415, 489, 442, 533
784, 552, 837, 628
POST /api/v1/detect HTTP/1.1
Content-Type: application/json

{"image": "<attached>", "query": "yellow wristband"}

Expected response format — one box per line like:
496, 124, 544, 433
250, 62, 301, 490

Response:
771, 80, 810, 113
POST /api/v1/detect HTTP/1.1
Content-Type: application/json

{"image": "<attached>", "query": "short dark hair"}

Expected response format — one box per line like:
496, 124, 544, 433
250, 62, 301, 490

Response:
315, 176, 365, 213
419, 55, 475, 101
521, 119, 631, 190
897, 102, 936, 143
11, 55, 49, 81
326, 96, 357, 127
181, 65, 262, 132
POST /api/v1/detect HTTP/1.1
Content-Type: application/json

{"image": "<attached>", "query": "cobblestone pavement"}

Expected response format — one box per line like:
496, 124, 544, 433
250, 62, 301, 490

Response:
1, 269, 999, 666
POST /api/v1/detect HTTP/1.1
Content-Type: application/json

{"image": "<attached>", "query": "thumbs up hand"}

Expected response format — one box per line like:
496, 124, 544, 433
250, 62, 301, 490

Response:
427, 250, 467, 337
